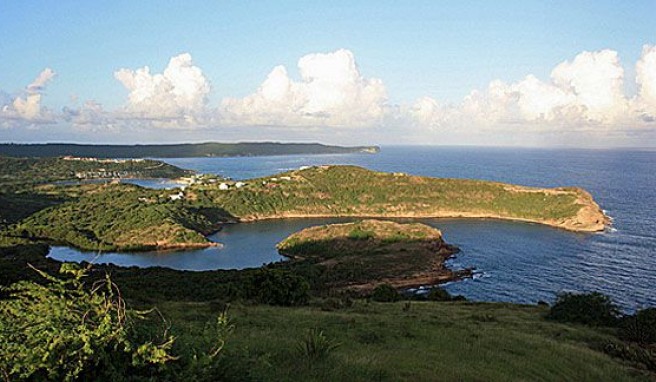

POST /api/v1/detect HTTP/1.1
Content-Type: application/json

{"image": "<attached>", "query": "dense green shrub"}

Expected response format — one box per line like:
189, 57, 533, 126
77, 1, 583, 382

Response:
426, 287, 453, 301
547, 292, 620, 326
0, 264, 174, 381
370, 284, 401, 302
620, 308, 656, 345
249, 269, 310, 306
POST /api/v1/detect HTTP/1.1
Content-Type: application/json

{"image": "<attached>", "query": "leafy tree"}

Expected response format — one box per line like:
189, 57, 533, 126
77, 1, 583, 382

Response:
0, 263, 174, 381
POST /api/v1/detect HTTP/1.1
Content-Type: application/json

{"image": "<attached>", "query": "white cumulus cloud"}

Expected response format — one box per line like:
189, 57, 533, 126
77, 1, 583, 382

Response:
550, 49, 626, 121
410, 49, 640, 131
635, 44, 656, 120
26, 68, 56, 93
221, 49, 388, 127
114, 53, 211, 123
0, 68, 56, 127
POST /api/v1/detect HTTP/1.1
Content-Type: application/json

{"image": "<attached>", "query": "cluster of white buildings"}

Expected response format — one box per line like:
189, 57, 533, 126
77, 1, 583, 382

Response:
218, 181, 247, 191
62, 156, 144, 164
75, 170, 132, 179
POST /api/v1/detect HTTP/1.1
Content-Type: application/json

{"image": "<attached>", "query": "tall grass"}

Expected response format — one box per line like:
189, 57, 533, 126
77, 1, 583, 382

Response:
296, 328, 340, 364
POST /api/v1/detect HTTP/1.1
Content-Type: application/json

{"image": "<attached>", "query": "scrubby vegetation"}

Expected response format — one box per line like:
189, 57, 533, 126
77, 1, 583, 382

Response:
9, 184, 224, 251
0, 156, 191, 228
5, 164, 606, 254
0, 264, 176, 381
621, 308, 656, 345
0, 263, 250, 382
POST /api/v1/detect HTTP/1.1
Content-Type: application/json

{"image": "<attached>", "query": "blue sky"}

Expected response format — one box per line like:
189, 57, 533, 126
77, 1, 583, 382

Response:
1, 1, 655, 146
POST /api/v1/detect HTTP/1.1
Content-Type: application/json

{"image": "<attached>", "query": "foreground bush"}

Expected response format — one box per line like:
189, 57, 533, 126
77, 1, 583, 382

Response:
547, 292, 620, 326
249, 269, 310, 306
0, 264, 174, 381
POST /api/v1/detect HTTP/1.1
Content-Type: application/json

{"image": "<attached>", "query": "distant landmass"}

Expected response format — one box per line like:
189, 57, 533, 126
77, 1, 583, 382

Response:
0, 142, 380, 158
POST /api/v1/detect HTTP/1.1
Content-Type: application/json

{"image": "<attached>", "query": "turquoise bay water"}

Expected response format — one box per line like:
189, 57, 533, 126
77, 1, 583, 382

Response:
48, 147, 656, 309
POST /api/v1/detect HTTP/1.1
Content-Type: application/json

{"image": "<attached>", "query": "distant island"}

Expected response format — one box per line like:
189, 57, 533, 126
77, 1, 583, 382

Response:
0, 142, 380, 158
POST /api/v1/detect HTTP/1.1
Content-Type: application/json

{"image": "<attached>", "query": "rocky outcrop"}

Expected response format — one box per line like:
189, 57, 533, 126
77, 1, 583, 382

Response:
277, 220, 470, 293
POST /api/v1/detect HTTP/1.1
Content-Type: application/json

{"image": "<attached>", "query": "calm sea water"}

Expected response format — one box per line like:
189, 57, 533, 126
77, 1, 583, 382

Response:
49, 146, 656, 310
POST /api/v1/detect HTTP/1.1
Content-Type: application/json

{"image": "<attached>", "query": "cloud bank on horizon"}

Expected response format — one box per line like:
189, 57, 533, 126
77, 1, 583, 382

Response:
2, 45, 656, 144
411, 46, 656, 132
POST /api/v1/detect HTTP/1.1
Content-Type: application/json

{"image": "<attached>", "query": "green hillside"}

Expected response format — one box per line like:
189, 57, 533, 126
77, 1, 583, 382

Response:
10, 184, 223, 251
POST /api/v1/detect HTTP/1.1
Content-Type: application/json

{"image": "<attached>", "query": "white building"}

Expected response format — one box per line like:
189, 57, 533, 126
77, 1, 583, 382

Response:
235, 182, 247, 188
219, 183, 230, 190
169, 192, 184, 201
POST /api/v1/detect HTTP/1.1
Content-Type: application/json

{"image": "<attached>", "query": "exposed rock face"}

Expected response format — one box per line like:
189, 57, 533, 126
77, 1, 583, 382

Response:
549, 188, 610, 232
